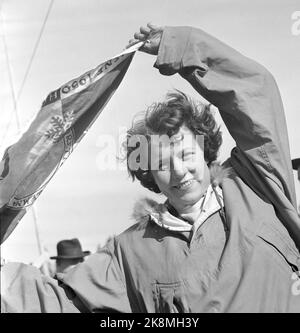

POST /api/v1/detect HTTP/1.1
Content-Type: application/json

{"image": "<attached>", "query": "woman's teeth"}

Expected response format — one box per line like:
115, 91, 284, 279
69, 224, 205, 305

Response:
175, 180, 193, 189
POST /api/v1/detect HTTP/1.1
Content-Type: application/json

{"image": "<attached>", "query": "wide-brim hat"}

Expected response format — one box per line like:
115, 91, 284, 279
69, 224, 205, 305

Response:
50, 238, 91, 260
292, 158, 300, 170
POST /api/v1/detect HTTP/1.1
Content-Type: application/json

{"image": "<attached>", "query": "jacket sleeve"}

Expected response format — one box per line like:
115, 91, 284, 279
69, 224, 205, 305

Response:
1, 243, 131, 313
1, 262, 82, 312
56, 242, 131, 313
154, 26, 300, 247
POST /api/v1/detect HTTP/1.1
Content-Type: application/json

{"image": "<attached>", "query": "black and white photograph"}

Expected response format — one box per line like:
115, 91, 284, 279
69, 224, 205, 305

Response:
1, 0, 300, 315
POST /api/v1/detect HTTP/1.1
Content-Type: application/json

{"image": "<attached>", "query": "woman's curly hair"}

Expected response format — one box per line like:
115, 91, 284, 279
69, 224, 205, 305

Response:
123, 90, 222, 193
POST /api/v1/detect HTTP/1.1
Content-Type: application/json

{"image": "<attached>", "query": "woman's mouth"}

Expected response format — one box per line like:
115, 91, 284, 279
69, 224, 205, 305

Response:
174, 179, 194, 190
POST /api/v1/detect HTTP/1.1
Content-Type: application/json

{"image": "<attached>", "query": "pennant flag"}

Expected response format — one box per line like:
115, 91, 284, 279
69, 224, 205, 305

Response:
0, 42, 143, 244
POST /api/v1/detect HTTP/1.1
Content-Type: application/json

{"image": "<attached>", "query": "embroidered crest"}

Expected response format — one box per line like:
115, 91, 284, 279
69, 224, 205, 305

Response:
45, 110, 74, 143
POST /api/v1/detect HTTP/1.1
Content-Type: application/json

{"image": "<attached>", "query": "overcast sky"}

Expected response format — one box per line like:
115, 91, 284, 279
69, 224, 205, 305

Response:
1, 0, 300, 263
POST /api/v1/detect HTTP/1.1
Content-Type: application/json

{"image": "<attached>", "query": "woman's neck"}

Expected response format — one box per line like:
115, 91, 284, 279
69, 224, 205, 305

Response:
174, 197, 205, 215
167, 188, 209, 224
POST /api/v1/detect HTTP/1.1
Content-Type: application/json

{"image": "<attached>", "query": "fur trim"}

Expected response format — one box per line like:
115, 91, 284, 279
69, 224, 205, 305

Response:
210, 162, 230, 188
131, 198, 159, 223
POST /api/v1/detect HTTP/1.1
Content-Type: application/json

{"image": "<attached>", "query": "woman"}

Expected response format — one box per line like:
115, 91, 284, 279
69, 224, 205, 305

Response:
2, 23, 300, 313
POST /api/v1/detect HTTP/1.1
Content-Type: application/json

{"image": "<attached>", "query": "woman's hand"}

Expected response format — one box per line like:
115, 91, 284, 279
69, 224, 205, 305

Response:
126, 23, 164, 55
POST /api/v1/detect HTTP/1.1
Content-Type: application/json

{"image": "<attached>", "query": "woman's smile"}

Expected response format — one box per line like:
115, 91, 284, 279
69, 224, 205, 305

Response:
173, 179, 196, 190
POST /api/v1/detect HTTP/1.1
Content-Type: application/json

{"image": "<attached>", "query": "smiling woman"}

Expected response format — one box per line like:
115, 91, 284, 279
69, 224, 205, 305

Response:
1, 0, 299, 270
150, 125, 211, 215
124, 90, 222, 198
1, 13, 300, 313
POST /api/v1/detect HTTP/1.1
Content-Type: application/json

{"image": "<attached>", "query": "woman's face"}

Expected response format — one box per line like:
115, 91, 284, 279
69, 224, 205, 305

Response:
150, 125, 210, 211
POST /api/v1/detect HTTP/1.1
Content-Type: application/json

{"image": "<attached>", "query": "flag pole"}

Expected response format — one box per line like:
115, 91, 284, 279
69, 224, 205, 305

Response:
31, 206, 43, 255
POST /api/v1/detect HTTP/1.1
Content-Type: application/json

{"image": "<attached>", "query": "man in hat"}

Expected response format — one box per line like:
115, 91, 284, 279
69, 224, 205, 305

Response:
292, 158, 300, 181
292, 158, 300, 215
50, 238, 90, 274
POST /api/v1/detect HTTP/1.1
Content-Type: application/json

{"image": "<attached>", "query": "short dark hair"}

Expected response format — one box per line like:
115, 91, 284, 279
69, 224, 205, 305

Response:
123, 90, 222, 193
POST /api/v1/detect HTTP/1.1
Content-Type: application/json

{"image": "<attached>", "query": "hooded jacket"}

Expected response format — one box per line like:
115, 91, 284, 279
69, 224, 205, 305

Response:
2, 26, 300, 313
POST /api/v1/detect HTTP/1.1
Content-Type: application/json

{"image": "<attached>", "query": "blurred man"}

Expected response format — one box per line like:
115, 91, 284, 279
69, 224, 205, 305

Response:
292, 158, 300, 181
292, 158, 300, 215
50, 238, 90, 274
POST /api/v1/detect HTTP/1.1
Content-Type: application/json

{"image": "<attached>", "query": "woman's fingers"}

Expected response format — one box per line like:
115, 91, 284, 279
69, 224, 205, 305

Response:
134, 24, 162, 42
127, 23, 163, 54
147, 22, 161, 31
134, 32, 147, 41
140, 26, 151, 35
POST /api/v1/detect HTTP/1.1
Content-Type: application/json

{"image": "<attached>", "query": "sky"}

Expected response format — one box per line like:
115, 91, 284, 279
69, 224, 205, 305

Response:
1, 0, 300, 263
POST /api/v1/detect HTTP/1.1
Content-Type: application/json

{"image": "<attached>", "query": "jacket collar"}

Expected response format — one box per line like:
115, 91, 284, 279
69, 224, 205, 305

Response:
149, 185, 224, 232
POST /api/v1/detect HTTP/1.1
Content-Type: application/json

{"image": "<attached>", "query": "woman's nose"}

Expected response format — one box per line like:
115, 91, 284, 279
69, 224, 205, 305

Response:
171, 158, 187, 180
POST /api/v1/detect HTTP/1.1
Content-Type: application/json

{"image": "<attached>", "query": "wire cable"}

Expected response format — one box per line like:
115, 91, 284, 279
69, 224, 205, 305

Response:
17, 0, 54, 101
0, 0, 54, 149
0, 6, 20, 134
